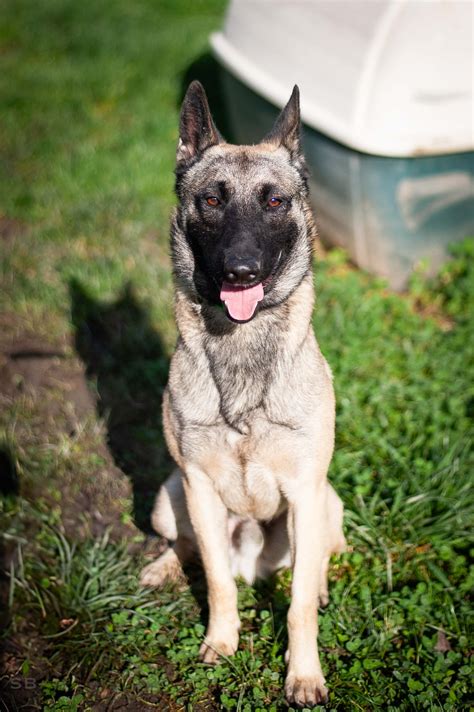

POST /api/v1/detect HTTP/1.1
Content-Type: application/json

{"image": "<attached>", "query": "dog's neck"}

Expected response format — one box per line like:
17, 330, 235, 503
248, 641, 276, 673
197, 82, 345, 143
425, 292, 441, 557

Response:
174, 276, 315, 429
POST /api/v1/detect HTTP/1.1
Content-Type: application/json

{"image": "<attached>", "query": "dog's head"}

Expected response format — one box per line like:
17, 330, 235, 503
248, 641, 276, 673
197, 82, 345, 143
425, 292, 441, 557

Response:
172, 81, 315, 323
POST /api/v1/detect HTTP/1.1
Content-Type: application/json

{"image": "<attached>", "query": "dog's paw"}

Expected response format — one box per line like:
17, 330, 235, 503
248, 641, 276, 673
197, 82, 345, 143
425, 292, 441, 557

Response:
199, 639, 236, 664
319, 590, 329, 608
199, 624, 239, 664
285, 671, 328, 708
139, 548, 183, 588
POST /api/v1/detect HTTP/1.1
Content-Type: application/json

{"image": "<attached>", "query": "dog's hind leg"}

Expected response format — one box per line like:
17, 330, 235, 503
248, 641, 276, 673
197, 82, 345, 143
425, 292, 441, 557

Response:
327, 482, 346, 556
140, 540, 191, 587
319, 483, 346, 606
140, 468, 195, 588
256, 511, 291, 579
228, 516, 264, 585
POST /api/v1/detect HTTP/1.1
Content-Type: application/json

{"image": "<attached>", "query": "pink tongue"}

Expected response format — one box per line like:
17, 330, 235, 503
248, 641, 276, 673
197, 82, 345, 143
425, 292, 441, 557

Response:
220, 282, 264, 321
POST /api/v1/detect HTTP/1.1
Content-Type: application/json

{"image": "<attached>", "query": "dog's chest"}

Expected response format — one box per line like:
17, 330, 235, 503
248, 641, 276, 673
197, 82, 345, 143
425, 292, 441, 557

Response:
191, 417, 295, 521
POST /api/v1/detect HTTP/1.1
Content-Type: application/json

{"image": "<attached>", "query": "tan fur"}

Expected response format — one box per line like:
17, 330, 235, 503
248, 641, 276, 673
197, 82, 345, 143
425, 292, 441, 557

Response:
140, 82, 346, 707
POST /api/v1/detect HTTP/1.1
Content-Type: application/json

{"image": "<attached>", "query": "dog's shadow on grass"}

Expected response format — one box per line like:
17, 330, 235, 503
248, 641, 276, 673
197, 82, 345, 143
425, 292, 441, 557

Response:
70, 279, 172, 534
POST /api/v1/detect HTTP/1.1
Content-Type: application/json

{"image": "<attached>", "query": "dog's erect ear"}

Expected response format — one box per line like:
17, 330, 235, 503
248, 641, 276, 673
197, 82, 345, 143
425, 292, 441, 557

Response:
263, 85, 302, 160
177, 81, 222, 169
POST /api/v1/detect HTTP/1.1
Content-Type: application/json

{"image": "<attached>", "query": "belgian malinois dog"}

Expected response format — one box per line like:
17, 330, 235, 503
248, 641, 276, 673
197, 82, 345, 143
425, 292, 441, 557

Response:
140, 81, 346, 707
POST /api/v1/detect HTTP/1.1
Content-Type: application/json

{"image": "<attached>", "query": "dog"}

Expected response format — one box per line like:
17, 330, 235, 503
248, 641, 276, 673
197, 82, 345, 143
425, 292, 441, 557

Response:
140, 80, 346, 707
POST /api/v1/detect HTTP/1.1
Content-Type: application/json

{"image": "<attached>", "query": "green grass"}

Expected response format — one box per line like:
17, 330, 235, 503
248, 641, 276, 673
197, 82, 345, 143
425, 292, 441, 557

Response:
1, 1, 473, 710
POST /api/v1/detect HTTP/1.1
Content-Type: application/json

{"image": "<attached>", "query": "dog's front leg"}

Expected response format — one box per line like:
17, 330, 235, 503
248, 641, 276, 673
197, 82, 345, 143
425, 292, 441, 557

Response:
285, 481, 329, 707
183, 465, 240, 664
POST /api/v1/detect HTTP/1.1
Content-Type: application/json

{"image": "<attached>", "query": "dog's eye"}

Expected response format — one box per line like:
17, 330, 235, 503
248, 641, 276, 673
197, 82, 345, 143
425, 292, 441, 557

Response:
268, 197, 282, 208
206, 196, 220, 207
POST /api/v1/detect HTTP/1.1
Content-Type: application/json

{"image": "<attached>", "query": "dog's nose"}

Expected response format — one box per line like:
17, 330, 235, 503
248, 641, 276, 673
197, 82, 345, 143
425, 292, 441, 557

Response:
224, 257, 262, 285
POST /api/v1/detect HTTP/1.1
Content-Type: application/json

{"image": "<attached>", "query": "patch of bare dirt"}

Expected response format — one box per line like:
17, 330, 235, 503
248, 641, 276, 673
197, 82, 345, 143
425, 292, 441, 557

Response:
0, 344, 95, 420
0, 630, 47, 711
0, 320, 138, 541
89, 679, 186, 712
0, 215, 29, 244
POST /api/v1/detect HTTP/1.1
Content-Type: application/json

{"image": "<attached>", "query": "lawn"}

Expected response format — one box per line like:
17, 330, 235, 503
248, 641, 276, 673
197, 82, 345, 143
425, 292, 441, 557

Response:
0, 0, 473, 710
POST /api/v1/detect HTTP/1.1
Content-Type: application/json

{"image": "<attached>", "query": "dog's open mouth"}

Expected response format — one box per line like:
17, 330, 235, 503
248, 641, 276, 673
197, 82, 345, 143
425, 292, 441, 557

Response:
220, 282, 264, 322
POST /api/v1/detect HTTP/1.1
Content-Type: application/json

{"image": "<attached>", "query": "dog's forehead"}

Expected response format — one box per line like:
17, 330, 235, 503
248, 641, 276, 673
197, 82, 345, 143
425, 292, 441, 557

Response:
185, 144, 299, 193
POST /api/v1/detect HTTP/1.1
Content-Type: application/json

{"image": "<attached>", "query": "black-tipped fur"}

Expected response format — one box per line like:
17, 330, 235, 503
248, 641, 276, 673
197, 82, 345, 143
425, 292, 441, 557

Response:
263, 85, 309, 185
176, 80, 223, 187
